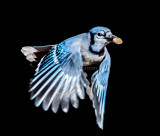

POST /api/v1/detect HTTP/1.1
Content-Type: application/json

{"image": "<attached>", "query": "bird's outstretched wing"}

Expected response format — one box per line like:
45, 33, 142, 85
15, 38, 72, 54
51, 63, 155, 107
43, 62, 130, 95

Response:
25, 41, 88, 113
91, 52, 111, 129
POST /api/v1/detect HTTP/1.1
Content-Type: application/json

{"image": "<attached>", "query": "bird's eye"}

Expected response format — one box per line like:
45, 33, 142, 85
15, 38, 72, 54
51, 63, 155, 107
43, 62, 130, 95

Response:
97, 33, 103, 36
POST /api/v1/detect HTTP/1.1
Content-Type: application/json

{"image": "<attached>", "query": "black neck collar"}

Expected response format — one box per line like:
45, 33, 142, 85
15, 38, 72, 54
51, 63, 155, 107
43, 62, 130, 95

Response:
89, 46, 105, 56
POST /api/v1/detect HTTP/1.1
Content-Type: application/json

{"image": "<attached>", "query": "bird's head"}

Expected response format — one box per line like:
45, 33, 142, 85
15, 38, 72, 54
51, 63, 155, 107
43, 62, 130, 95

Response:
89, 26, 123, 54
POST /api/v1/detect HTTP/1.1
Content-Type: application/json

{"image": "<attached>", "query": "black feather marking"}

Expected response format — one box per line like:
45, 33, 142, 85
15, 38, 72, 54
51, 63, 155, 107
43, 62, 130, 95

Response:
90, 31, 95, 45
89, 46, 105, 56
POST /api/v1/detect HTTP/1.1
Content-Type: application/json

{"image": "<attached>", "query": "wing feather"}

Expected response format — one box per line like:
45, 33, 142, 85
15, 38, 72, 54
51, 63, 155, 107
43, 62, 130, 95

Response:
28, 39, 87, 113
91, 51, 111, 130
61, 76, 72, 113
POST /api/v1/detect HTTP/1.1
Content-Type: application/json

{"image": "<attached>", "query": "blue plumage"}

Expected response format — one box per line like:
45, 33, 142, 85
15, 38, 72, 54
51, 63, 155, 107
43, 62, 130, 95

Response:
21, 26, 122, 130
90, 54, 111, 129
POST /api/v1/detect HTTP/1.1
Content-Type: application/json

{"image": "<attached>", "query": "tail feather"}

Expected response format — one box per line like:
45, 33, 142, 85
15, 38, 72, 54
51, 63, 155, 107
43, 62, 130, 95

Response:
21, 46, 38, 62
21, 45, 54, 66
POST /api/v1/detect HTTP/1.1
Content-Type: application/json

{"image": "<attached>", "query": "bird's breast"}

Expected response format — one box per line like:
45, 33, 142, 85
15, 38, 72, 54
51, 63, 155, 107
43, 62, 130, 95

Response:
81, 51, 106, 66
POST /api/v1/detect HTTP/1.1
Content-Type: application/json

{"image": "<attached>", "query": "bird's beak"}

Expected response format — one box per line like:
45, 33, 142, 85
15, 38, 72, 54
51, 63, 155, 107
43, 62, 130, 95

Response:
111, 35, 123, 45
105, 35, 123, 45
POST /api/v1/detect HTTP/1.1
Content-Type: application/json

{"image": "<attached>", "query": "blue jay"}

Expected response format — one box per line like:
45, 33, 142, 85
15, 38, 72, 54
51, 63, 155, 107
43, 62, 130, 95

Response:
21, 26, 123, 129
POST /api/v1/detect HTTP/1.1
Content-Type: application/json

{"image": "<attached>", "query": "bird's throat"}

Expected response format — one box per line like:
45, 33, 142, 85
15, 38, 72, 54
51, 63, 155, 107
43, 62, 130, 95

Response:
89, 46, 105, 56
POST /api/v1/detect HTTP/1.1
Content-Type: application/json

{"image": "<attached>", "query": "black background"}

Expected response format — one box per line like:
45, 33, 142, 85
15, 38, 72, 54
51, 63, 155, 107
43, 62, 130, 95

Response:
9, 1, 156, 135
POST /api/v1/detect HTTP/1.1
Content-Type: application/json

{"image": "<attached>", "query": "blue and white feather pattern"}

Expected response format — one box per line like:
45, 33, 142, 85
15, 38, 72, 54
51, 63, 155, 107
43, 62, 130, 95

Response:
91, 53, 111, 129
21, 26, 121, 130
29, 41, 87, 113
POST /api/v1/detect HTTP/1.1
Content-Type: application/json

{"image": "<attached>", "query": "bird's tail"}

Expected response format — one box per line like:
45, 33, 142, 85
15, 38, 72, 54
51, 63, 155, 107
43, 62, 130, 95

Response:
21, 45, 55, 63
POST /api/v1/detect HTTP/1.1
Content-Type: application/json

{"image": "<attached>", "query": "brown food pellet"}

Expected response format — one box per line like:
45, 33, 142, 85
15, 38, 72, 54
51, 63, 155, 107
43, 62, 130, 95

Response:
113, 38, 123, 44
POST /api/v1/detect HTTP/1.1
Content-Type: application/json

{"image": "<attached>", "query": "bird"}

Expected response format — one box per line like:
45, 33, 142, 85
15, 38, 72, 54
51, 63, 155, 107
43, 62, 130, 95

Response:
21, 26, 123, 130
